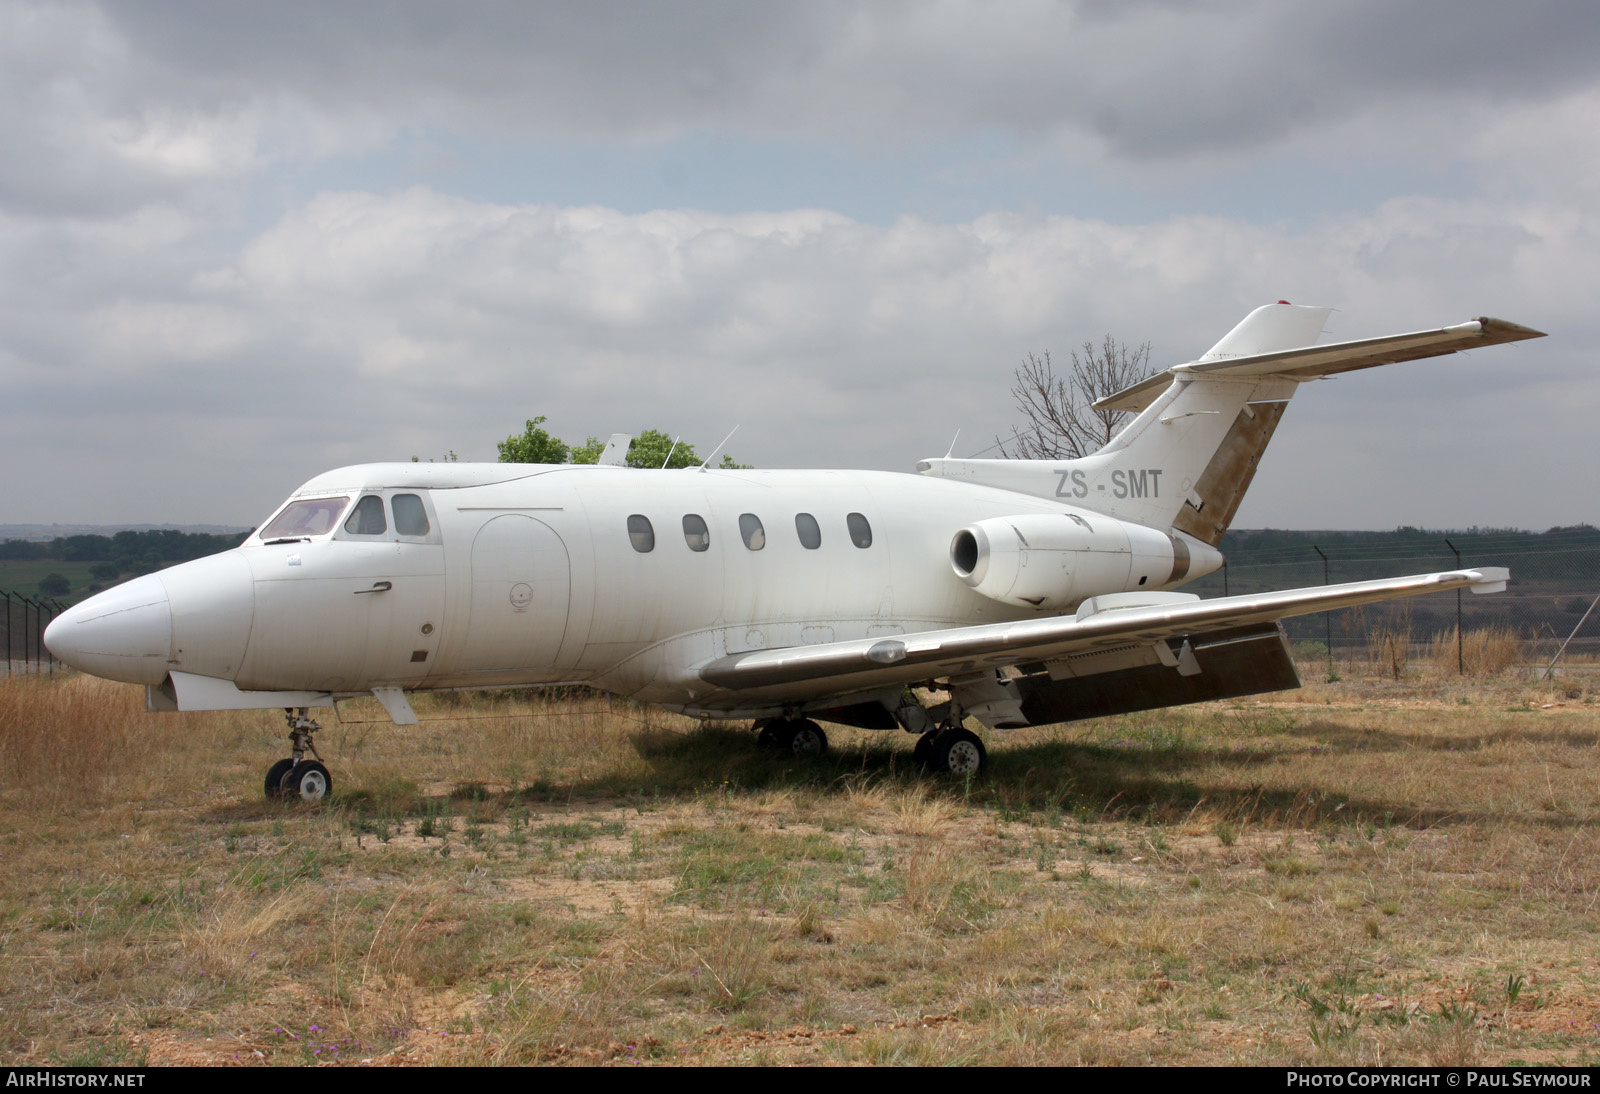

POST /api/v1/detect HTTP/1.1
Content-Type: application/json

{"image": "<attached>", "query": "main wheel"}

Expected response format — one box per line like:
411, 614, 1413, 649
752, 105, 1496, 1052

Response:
264, 758, 295, 799
755, 718, 792, 751
283, 760, 332, 802
931, 728, 987, 776
911, 731, 937, 768
788, 720, 828, 757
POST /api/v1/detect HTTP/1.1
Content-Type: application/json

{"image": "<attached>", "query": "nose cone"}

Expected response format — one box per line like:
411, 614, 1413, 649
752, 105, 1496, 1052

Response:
163, 551, 254, 680
44, 574, 172, 685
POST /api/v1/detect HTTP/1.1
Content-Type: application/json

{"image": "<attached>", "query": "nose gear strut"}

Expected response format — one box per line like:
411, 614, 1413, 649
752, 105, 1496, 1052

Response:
264, 707, 333, 802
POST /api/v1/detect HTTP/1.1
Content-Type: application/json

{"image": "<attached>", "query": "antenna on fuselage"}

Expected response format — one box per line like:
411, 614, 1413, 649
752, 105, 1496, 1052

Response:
699, 425, 740, 471
660, 437, 681, 468
945, 429, 961, 459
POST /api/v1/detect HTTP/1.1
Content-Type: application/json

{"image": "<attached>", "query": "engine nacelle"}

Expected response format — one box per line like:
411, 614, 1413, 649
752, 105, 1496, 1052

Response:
950, 513, 1221, 609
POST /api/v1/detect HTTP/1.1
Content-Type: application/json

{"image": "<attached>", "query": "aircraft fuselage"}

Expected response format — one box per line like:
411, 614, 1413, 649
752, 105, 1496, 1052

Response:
49, 462, 1211, 718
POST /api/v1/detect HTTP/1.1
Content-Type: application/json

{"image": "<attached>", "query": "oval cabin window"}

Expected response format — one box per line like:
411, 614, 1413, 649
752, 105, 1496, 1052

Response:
682, 514, 710, 552
795, 513, 821, 549
739, 513, 766, 551
627, 514, 655, 553
847, 512, 872, 549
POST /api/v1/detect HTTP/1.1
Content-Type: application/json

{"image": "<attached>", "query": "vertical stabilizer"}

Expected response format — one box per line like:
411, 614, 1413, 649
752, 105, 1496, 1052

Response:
917, 307, 1544, 544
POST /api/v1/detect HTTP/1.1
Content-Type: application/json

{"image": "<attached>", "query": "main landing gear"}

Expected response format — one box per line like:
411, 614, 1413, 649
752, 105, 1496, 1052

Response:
749, 706, 989, 776
911, 725, 988, 776
265, 707, 332, 802
754, 716, 829, 758
899, 697, 989, 776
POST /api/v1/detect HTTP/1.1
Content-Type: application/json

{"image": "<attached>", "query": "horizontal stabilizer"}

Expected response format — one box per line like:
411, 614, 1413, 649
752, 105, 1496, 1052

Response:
1097, 317, 1546, 414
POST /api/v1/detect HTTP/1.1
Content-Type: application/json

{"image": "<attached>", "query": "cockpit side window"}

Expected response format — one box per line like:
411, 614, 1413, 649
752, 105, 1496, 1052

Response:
260, 496, 350, 540
392, 493, 430, 537
344, 495, 388, 536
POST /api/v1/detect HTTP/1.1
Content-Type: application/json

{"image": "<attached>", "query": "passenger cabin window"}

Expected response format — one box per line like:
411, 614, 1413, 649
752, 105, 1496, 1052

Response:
344, 495, 388, 536
682, 514, 710, 552
627, 514, 655, 553
795, 513, 821, 550
847, 512, 872, 549
261, 496, 349, 540
739, 513, 766, 551
393, 493, 430, 537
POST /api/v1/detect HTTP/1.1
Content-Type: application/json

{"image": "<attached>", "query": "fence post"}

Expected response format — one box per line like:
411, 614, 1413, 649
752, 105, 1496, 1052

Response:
42, 597, 61, 675
1313, 545, 1332, 678
1445, 538, 1463, 674
20, 594, 34, 674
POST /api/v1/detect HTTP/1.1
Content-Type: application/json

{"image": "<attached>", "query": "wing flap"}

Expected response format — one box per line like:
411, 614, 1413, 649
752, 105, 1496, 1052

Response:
1016, 623, 1299, 724
696, 568, 1508, 700
1097, 318, 1546, 414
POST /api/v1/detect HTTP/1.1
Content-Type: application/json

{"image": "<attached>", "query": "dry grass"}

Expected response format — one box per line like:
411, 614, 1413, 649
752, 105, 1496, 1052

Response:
1427, 627, 1525, 678
1, 658, 1598, 1066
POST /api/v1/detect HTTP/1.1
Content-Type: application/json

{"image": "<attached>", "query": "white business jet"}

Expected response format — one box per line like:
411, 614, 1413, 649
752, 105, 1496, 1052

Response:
45, 304, 1542, 800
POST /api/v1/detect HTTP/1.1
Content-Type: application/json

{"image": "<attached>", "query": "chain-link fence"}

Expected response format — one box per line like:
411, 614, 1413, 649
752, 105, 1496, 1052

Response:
1184, 527, 1600, 677
1, 590, 67, 677
7, 527, 1597, 680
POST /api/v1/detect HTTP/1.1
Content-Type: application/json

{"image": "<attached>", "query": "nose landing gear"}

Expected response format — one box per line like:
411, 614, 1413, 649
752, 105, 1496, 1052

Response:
264, 708, 333, 802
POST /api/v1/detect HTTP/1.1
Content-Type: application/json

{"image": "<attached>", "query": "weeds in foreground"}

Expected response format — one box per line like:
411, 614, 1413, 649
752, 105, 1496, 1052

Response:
1, 667, 1597, 1065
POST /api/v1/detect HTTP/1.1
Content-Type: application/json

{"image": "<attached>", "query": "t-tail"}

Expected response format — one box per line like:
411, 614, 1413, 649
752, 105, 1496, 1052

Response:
918, 303, 1545, 545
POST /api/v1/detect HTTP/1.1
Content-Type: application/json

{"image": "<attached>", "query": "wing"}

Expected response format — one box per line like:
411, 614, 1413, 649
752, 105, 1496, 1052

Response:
695, 568, 1508, 713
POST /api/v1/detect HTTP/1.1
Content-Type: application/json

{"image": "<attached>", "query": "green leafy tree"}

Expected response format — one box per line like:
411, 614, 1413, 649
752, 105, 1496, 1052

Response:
497, 418, 748, 468
625, 429, 703, 469
38, 573, 70, 597
89, 562, 120, 582
497, 417, 570, 464
569, 436, 607, 464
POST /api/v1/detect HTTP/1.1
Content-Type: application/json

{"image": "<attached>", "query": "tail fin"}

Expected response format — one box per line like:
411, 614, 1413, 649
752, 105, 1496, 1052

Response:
919, 305, 1545, 544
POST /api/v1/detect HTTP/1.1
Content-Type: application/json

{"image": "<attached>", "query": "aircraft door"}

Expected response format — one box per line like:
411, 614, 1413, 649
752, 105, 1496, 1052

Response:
462, 515, 571, 674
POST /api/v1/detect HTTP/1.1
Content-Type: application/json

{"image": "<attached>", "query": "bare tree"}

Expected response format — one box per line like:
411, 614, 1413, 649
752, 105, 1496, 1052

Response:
999, 336, 1153, 460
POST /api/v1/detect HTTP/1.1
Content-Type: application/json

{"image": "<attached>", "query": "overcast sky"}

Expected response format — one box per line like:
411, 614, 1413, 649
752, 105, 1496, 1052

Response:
4, 1, 1595, 531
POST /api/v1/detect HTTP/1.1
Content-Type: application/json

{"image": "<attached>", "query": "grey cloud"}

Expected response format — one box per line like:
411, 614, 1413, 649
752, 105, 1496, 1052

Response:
2, 188, 1588, 529
47, 1, 1600, 165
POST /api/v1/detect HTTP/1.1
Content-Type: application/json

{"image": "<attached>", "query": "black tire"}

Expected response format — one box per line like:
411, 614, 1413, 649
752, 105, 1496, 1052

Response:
931, 728, 987, 776
755, 719, 791, 751
911, 732, 937, 769
284, 760, 332, 802
789, 720, 828, 757
264, 758, 295, 799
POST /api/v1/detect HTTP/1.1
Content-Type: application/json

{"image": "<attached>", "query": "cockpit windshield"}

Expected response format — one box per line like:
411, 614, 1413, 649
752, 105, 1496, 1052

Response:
260, 496, 350, 540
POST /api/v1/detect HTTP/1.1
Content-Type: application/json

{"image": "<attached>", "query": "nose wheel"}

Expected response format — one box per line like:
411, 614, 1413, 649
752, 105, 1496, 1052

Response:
264, 708, 333, 802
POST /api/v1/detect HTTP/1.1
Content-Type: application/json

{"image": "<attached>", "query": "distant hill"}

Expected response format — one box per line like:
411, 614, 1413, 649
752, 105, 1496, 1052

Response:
0, 523, 251, 542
